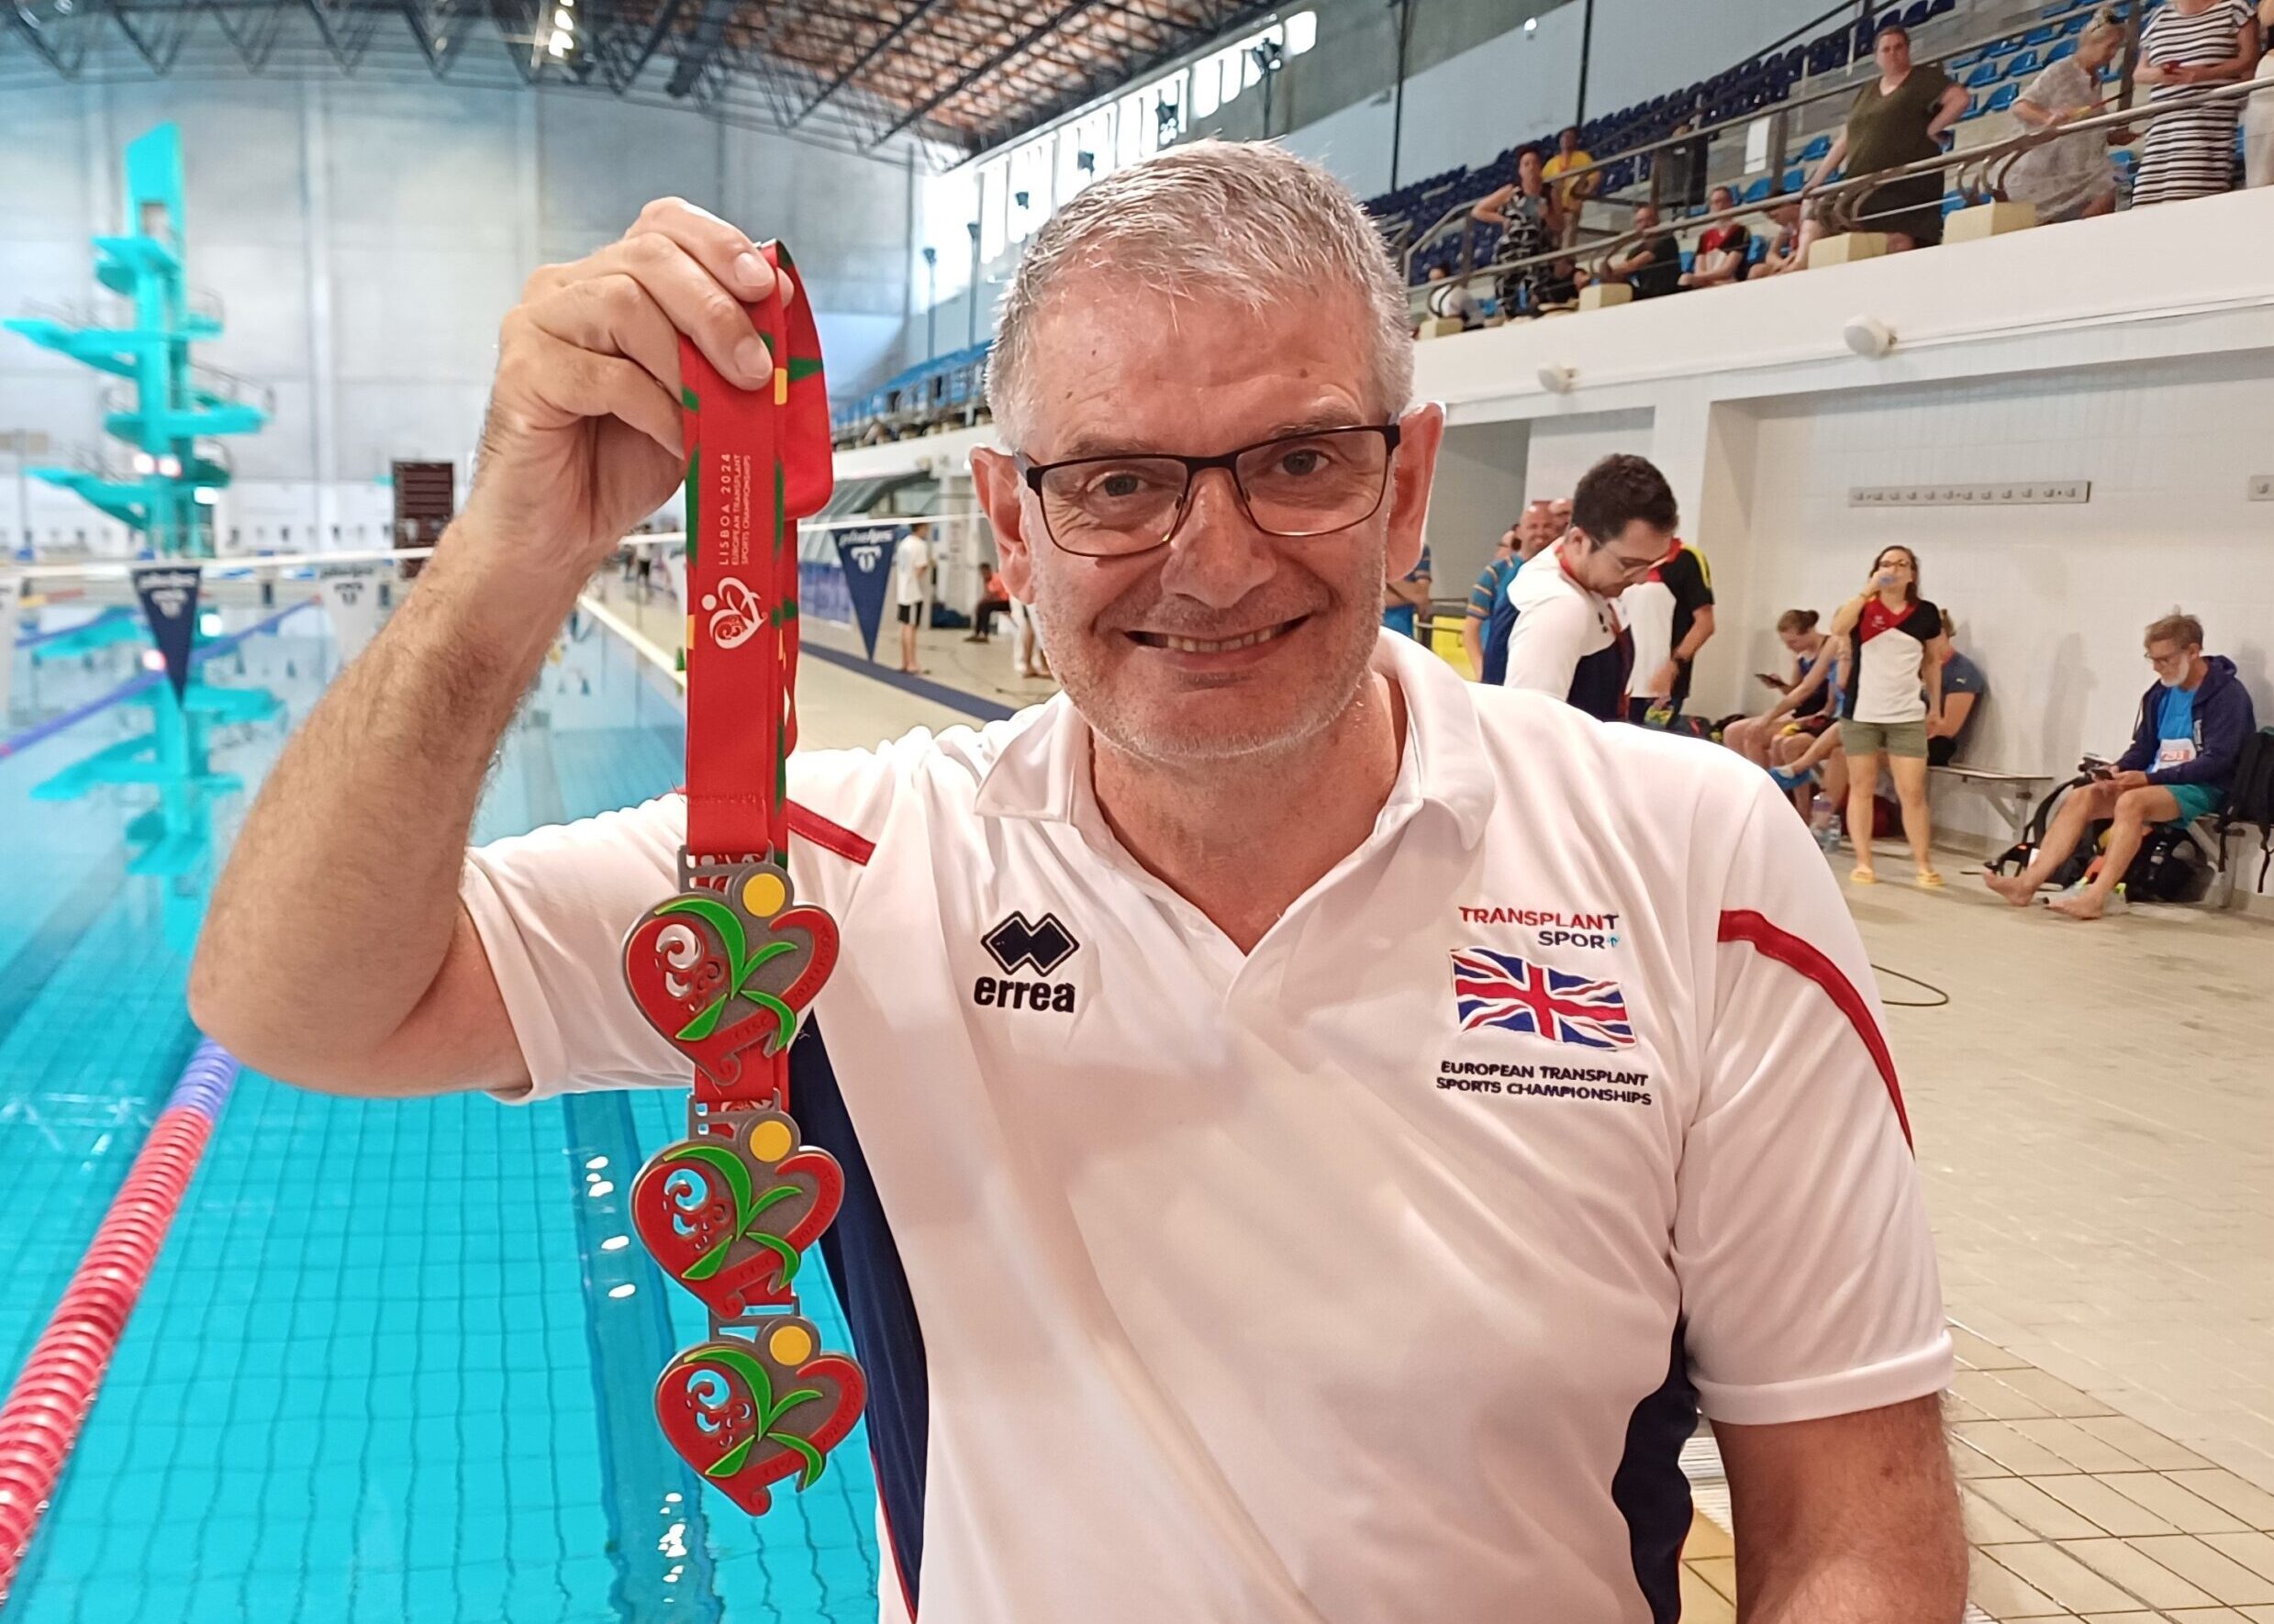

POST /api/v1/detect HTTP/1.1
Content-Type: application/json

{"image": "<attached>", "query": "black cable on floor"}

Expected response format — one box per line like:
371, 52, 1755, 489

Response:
1872, 964, 1950, 1008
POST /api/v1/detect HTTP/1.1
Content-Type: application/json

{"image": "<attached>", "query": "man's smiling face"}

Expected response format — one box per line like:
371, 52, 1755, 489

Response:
975, 271, 1441, 767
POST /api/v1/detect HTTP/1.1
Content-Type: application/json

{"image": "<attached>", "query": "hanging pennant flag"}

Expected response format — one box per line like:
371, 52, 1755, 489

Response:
0, 574, 20, 722
833, 524, 903, 663
318, 565, 385, 662
131, 564, 201, 702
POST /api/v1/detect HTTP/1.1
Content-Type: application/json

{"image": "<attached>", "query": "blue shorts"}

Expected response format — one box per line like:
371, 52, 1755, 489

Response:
2162, 781, 2223, 825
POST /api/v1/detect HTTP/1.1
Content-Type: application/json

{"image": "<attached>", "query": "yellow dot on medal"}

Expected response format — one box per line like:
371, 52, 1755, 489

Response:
741, 872, 786, 918
748, 1119, 793, 1162
768, 1324, 813, 1366
774, 369, 790, 406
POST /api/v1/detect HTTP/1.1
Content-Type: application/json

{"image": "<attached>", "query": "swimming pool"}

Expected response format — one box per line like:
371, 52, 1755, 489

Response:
1, 598, 881, 1622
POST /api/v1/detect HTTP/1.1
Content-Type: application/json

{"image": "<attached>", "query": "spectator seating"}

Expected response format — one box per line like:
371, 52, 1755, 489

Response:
831, 341, 992, 445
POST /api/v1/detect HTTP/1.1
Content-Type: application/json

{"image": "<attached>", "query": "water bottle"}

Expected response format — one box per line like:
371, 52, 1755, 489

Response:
1809, 791, 1840, 852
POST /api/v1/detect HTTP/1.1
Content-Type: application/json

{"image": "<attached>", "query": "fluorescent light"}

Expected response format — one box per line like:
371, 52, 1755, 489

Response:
548, 28, 570, 52
553, 7, 572, 28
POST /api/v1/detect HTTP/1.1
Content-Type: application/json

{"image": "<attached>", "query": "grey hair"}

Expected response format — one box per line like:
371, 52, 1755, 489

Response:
986, 139, 1414, 446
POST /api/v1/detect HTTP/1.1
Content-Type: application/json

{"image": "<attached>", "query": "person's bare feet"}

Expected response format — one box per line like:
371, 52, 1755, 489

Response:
2047, 890, 2106, 921
1983, 872, 2036, 907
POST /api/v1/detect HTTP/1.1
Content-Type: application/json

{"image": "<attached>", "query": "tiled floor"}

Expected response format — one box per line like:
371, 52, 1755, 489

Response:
1678, 1323, 2274, 1622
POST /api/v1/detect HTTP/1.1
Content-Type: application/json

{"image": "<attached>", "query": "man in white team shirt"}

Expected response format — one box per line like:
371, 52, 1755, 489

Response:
892, 520, 933, 673
192, 145, 1964, 1622
1500, 455, 1674, 721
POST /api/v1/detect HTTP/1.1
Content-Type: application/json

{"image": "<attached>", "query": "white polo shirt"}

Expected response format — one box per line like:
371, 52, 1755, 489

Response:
1500, 542, 1622, 705
463, 631, 1950, 1624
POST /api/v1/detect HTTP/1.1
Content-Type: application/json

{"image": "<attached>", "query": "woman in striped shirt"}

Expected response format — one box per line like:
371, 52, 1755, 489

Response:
2132, 0, 2262, 206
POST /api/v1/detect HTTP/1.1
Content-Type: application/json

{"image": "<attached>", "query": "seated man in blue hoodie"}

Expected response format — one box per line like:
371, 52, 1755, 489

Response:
1988, 613, 2257, 919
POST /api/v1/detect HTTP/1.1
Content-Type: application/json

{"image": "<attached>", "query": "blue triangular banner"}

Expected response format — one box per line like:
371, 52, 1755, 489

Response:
833, 525, 904, 663
132, 563, 201, 702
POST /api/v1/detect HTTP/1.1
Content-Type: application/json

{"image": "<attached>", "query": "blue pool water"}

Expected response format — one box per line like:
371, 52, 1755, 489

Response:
1, 599, 881, 1622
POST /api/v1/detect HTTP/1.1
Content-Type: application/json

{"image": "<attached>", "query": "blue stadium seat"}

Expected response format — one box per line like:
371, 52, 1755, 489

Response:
1902, 0, 1930, 23
1781, 164, 1808, 192
1741, 175, 1773, 203
2059, 11, 2089, 33
1965, 60, 2001, 86
1959, 91, 1988, 119
2047, 38, 2077, 62
1987, 83, 2021, 112
2003, 49, 2042, 78
1800, 133, 1834, 161
2023, 23, 2057, 44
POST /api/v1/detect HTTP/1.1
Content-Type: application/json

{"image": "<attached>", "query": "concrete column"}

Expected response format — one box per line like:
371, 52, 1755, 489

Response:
299, 78, 337, 538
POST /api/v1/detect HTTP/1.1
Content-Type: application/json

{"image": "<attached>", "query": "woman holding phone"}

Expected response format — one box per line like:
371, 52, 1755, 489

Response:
1829, 546, 1950, 886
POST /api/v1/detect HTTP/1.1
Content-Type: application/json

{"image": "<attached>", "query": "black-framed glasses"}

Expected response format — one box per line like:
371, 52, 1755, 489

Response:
1016, 423, 1402, 558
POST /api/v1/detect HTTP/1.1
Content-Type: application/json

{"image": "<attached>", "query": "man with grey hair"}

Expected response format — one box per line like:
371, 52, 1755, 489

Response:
195, 143, 1964, 1623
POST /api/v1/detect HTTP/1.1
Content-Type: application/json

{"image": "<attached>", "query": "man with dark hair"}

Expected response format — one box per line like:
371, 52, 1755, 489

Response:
1501, 453, 1679, 719
1988, 612, 2256, 919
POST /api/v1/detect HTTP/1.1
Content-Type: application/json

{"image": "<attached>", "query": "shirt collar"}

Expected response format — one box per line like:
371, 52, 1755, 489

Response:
973, 630, 1496, 850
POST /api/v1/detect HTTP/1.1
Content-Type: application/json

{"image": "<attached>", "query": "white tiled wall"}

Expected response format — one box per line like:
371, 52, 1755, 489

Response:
1721, 353, 2274, 852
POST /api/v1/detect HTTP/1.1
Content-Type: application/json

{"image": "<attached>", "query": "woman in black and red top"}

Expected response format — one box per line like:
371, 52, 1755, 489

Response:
1829, 546, 1950, 886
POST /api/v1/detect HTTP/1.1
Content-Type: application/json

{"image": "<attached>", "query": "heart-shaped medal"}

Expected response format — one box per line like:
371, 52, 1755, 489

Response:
631, 1105, 846, 1318
622, 860, 839, 1092
655, 1317, 867, 1515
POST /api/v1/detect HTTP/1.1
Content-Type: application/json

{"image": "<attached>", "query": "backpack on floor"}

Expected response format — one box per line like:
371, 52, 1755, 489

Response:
2120, 824, 2215, 904
1990, 773, 2094, 884
1845, 791, 1901, 842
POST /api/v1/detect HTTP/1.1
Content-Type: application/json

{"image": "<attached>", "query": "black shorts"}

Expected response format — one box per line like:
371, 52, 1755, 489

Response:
896, 603, 920, 626
1927, 734, 1957, 768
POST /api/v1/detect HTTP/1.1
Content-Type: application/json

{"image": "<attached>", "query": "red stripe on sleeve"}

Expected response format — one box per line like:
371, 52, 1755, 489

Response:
1716, 908, 1913, 1148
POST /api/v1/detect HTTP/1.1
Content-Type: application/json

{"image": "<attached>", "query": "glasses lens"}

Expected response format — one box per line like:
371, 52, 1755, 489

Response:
1236, 432, 1390, 536
1037, 457, 1187, 555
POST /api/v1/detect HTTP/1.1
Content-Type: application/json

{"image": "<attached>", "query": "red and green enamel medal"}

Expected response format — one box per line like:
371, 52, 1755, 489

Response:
619, 241, 865, 1513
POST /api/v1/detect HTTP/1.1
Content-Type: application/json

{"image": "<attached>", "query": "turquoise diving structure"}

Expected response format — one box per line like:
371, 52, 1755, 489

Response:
4, 122, 282, 930
5, 122, 267, 558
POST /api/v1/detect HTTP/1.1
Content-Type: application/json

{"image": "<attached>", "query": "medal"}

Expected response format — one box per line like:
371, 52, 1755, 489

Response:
620, 241, 863, 1512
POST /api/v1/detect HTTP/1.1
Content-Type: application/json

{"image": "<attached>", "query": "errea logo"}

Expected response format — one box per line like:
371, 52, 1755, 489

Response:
975, 911, 1079, 1014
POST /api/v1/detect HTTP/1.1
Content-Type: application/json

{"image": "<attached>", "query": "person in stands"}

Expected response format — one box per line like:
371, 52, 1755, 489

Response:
1989, 614, 2256, 918
1724, 608, 1834, 767
2246, 0, 2274, 185
1622, 534, 1715, 725
1542, 125, 1600, 245
1678, 186, 1755, 289
1463, 500, 1554, 684
2005, 9, 2127, 220
2132, 0, 2260, 205
1927, 611, 1986, 767
967, 558, 1012, 643
1600, 202, 1683, 299
1472, 147, 1564, 318
1828, 545, 1949, 886
1808, 24, 1969, 251
1500, 454, 1678, 720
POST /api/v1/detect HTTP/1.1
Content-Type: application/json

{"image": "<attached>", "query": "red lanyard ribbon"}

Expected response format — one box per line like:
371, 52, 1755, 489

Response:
619, 241, 866, 1517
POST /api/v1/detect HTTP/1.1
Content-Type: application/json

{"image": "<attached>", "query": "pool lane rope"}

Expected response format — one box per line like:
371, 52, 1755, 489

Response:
0, 1039, 240, 1603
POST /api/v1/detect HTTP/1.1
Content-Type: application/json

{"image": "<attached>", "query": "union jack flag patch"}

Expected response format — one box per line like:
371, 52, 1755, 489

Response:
1451, 947, 1635, 1050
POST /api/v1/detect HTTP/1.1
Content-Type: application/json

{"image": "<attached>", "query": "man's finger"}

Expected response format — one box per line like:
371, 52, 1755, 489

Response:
510, 325, 682, 458
584, 231, 768, 389
527, 273, 683, 405
630, 196, 778, 306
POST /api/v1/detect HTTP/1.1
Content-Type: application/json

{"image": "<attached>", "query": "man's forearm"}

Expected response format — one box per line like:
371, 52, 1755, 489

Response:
190, 529, 580, 1075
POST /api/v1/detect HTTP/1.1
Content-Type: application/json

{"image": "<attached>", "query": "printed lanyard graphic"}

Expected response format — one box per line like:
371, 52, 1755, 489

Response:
619, 242, 865, 1514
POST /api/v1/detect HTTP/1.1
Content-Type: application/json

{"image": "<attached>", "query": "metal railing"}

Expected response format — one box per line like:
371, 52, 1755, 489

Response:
1420, 76, 2268, 316
1397, 0, 2130, 288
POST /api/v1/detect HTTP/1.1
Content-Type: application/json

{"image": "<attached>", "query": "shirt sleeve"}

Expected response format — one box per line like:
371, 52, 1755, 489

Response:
462, 740, 909, 1103
1467, 564, 1499, 619
461, 795, 691, 1102
1677, 773, 1953, 1424
1499, 590, 1589, 696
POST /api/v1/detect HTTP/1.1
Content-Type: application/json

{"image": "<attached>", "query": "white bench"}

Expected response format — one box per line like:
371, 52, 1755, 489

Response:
1928, 764, 2057, 851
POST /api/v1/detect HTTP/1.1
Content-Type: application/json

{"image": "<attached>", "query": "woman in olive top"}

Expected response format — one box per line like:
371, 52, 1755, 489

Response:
1807, 24, 1971, 250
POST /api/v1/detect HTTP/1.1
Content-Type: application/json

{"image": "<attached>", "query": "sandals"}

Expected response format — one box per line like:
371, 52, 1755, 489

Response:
1850, 867, 1878, 885
1915, 870, 1945, 889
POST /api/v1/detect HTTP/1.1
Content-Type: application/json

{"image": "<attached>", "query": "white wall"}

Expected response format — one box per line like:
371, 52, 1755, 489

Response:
1732, 358, 2274, 784
0, 76, 915, 536
1523, 407, 1656, 506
